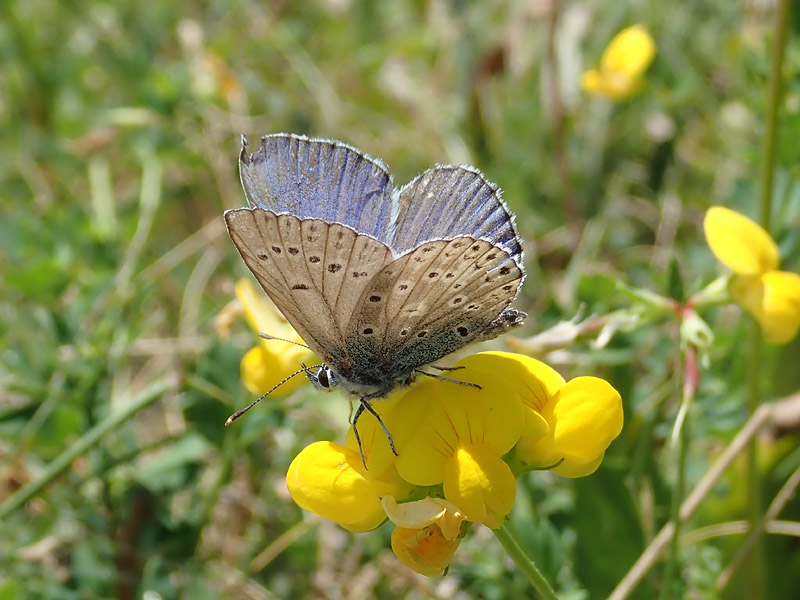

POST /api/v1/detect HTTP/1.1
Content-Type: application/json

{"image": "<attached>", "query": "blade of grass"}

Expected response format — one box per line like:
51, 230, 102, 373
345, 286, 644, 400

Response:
0, 379, 172, 522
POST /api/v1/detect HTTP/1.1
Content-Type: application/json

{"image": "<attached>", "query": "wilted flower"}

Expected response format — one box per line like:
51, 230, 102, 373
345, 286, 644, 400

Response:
704, 206, 800, 344
582, 25, 656, 101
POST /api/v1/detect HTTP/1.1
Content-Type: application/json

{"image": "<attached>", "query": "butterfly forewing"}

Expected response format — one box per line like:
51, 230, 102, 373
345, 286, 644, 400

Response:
240, 134, 395, 240
391, 166, 523, 263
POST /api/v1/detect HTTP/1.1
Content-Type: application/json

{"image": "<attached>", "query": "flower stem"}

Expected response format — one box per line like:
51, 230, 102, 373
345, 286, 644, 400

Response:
759, 0, 791, 228
745, 326, 765, 597
747, 1, 791, 595
493, 522, 558, 600
659, 390, 690, 599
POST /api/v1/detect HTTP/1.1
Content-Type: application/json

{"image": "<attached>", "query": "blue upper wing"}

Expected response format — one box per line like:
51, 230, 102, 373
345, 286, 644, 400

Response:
239, 134, 394, 241
239, 134, 523, 270
389, 165, 523, 266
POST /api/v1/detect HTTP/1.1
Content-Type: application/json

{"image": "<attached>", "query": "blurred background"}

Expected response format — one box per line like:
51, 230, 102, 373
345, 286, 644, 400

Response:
2, 0, 800, 598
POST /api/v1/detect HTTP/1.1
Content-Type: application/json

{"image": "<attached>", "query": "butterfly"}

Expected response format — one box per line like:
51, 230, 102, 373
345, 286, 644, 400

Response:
225, 133, 526, 464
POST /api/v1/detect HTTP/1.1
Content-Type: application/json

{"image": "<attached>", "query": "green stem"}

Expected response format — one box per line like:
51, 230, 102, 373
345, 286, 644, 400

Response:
493, 522, 558, 600
745, 327, 765, 597
659, 397, 690, 600
0, 380, 171, 522
759, 0, 791, 228
746, 1, 791, 595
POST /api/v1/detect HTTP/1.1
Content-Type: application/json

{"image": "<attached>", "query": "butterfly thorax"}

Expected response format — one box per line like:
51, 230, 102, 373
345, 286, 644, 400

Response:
307, 363, 414, 400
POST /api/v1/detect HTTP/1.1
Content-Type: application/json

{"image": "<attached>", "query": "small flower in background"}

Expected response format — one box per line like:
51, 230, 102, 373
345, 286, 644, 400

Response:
582, 25, 656, 101
704, 206, 800, 344
234, 279, 317, 395
285, 351, 624, 576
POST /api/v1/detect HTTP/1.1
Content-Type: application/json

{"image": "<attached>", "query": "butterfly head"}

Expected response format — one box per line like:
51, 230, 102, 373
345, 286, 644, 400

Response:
307, 365, 338, 392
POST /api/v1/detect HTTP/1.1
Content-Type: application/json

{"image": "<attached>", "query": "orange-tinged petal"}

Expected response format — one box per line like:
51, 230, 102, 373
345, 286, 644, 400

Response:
286, 441, 412, 532
391, 525, 462, 577
382, 496, 467, 541
442, 444, 516, 528
704, 207, 779, 275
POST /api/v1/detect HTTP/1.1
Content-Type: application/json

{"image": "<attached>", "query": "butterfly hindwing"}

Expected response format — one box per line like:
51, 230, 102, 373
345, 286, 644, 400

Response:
346, 236, 523, 376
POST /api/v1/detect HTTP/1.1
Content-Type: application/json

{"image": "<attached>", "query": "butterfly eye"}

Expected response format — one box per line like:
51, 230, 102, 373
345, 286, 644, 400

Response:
314, 366, 337, 390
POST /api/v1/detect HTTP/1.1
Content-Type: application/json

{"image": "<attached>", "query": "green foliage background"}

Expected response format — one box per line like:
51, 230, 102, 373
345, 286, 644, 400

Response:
1, 1, 799, 598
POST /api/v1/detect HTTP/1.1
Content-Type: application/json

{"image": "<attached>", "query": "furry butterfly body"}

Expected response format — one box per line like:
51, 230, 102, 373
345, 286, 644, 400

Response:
225, 133, 526, 458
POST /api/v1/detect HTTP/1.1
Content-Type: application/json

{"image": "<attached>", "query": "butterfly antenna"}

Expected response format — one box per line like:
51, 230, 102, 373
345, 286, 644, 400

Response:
258, 332, 311, 350
225, 363, 323, 426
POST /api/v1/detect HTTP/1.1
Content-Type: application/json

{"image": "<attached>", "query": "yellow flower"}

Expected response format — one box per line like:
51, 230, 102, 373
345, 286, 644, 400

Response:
458, 353, 623, 478
282, 351, 623, 576
380, 357, 526, 529
582, 25, 656, 101
383, 496, 466, 576
286, 441, 413, 532
704, 207, 800, 344
235, 279, 317, 394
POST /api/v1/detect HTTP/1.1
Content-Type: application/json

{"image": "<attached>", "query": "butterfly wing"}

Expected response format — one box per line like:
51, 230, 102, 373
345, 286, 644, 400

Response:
390, 165, 523, 264
344, 237, 524, 379
239, 133, 395, 240
225, 208, 394, 367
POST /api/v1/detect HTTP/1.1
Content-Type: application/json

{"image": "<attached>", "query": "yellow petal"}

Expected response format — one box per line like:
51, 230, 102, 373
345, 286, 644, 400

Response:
236, 279, 299, 341
392, 361, 524, 487
733, 271, 800, 344
457, 352, 565, 412
704, 207, 779, 275
391, 525, 462, 577
552, 453, 604, 478
344, 393, 404, 474
581, 69, 604, 95
442, 444, 516, 529
240, 344, 314, 396
382, 496, 467, 541
286, 441, 412, 532
600, 25, 656, 80
582, 25, 655, 100
235, 278, 317, 394
518, 377, 623, 474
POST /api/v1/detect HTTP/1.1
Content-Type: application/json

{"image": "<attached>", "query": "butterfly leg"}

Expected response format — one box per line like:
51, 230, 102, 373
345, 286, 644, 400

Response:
429, 364, 465, 372
352, 397, 398, 468
415, 370, 482, 389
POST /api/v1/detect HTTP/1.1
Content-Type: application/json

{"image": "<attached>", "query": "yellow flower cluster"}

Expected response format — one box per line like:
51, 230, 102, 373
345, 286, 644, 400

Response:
704, 207, 800, 344
582, 25, 656, 101
232, 282, 624, 576
285, 352, 622, 574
